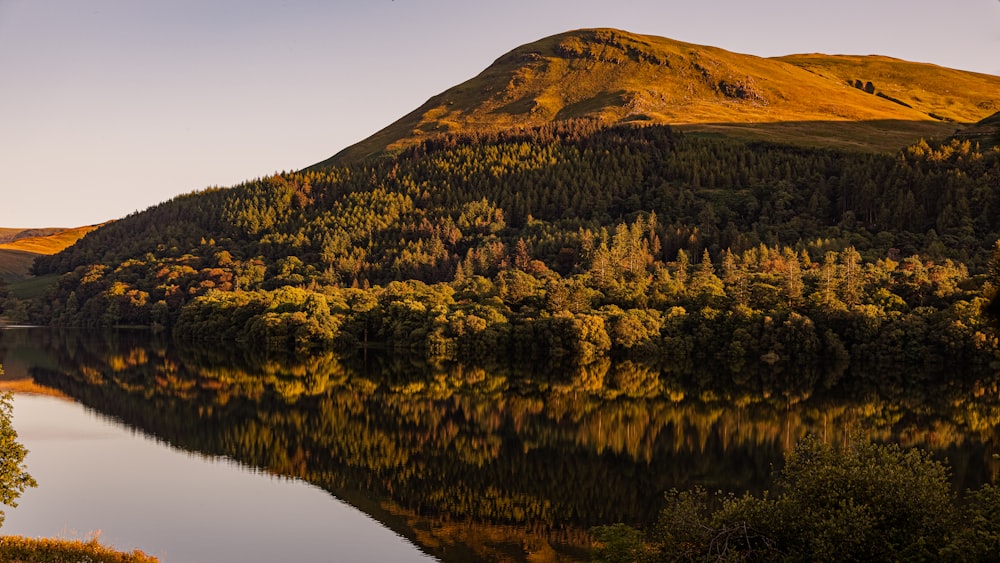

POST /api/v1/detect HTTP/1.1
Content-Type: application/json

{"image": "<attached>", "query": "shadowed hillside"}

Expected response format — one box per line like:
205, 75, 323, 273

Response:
312, 28, 1000, 165
954, 111, 1000, 146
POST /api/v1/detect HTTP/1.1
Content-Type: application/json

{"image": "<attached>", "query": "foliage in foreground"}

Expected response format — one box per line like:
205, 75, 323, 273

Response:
0, 377, 36, 527
0, 368, 151, 561
0, 535, 158, 563
592, 436, 1000, 562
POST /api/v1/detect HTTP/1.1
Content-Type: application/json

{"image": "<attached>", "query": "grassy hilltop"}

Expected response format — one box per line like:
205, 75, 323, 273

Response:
313, 28, 1000, 165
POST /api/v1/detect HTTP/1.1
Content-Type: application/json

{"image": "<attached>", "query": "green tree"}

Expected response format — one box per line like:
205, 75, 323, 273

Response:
0, 367, 36, 527
983, 240, 1000, 324
598, 437, 965, 562
689, 249, 724, 303
947, 484, 1000, 559
591, 523, 648, 563
767, 435, 956, 561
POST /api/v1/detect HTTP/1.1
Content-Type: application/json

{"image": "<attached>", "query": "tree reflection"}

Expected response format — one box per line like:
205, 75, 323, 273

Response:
3, 328, 1000, 561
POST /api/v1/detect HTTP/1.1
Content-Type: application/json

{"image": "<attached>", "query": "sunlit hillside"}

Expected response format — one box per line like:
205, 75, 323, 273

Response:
773, 54, 999, 123
0, 225, 101, 282
0, 228, 64, 244
313, 28, 1000, 165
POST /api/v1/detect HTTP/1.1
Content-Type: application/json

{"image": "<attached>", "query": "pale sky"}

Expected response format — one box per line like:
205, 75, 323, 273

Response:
2, 0, 999, 228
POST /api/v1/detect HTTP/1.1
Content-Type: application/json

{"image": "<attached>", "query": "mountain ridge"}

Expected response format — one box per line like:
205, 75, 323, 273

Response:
311, 28, 1000, 166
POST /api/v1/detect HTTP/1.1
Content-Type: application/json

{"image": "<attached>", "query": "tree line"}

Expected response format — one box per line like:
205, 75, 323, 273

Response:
18, 121, 1000, 367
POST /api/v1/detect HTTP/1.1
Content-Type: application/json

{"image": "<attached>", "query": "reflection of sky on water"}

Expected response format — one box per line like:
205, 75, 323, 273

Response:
5, 393, 435, 563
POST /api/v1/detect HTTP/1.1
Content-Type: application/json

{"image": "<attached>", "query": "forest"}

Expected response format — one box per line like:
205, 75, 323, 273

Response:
15, 121, 1000, 370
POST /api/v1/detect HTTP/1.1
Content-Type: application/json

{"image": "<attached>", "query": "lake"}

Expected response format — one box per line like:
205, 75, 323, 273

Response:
0, 327, 998, 562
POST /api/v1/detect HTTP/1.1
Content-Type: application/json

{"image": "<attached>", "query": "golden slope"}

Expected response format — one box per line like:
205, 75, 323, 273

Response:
0, 225, 100, 255
774, 54, 999, 123
0, 225, 101, 282
0, 227, 63, 243
314, 29, 1000, 165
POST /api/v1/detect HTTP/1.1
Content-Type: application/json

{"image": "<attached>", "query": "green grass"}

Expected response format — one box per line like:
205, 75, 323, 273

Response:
0, 250, 38, 284
9, 274, 60, 300
310, 28, 1000, 167
0, 535, 158, 563
678, 119, 956, 153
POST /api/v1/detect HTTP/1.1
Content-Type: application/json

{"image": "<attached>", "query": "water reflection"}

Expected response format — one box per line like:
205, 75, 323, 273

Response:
2, 328, 1000, 562
4, 393, 435, 563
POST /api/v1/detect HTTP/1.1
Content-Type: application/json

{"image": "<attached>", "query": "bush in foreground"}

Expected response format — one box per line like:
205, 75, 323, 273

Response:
593, 436, 1000, 562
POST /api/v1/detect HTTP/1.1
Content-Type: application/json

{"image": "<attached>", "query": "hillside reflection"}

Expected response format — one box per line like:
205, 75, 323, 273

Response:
3, 328, 1000, 561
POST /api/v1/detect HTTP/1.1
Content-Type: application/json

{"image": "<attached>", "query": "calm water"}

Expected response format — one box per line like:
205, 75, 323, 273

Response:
1, 327, 999, 562
3, 394, 433, 563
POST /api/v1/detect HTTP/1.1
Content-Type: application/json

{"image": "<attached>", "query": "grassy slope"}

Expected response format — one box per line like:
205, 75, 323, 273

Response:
312, 28, 1000, 166
0, 251, 37, 284
773, 54, 1000, 123
0, 228, 65, 244
0, 225, 100, 255
954, 110, 1000, 145
675, 119, 953, 153
0, 225, 100, 282
8, 274, 61, 300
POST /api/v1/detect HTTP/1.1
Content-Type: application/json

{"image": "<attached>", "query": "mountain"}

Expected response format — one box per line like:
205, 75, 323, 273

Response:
313, 28, 1000, 165
16, 28, 1000, 368
0, 225, 101, 282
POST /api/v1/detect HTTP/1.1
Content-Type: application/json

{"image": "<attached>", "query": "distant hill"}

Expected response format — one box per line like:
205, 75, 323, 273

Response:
0, 225, 101, 282
312, 28, 1000, 165
0, 227, 65, 244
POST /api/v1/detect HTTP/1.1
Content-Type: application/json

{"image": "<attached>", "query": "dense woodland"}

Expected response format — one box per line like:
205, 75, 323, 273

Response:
21, 122, 1000, 369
